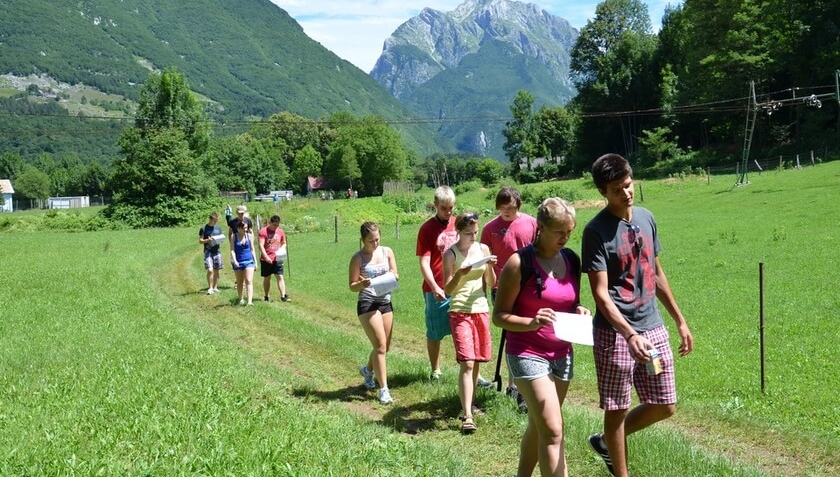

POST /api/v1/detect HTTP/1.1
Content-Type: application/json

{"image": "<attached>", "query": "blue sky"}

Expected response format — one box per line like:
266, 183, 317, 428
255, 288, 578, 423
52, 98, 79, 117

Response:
272, 0, 674, 73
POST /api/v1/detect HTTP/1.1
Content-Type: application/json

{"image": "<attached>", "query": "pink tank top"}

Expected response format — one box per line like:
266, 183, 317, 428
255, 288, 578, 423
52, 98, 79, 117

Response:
505, 252, 579, 360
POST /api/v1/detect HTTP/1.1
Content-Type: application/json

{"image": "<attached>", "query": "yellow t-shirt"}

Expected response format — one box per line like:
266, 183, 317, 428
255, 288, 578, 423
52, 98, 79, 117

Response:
448, 243, 489, 313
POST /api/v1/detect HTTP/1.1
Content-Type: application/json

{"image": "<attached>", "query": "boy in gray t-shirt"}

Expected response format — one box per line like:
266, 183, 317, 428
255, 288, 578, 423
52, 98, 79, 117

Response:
580, 153, 694, 477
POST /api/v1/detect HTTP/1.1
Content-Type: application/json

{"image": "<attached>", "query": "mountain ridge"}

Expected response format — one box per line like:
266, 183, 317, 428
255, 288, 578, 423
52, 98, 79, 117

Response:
370, 0, 578, 158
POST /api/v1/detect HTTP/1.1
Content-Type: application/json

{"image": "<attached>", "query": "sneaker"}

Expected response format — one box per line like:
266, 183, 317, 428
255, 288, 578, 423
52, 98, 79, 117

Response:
430, 369, 443, 380
281, 294, 291, 302
264, 295, 269, 302
238, 299, 245, 306
247, 302, 253, 306
477, 376, 493, 388
359, 366, 376, 389
588, 433, 615, 476
506, 386, 528, 412
378, 387, 393, 404
207, 288, 215, 295
212, 288, 220, 293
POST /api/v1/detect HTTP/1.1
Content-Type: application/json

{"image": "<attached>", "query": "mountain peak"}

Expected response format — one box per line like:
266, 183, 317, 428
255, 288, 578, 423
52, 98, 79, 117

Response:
371, 0, 576, 99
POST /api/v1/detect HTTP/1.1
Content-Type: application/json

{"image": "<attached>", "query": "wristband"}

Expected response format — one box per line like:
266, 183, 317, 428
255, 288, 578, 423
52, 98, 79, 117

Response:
626, 333, 639, 342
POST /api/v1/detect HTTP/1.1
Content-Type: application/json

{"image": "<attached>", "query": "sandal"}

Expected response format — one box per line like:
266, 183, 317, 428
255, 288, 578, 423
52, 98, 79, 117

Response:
460, 416, 477, 435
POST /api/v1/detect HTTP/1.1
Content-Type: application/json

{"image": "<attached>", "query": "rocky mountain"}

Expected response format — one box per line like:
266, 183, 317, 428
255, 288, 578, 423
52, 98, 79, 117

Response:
370, 0, 578, 159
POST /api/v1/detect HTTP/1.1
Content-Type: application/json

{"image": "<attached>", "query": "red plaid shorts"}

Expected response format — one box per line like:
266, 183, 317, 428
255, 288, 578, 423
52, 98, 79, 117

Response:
593, 325, 676, 410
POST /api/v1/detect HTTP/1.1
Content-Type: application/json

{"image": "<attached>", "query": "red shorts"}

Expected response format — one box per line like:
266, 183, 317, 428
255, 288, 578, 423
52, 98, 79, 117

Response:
593, 325, 676, 410
448, 311, 492, 363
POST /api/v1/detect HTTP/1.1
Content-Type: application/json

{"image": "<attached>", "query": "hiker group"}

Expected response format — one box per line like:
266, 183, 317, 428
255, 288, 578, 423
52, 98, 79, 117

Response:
198, 204, 291, 306
199, 152, 695, 477
352, 153, 694, 477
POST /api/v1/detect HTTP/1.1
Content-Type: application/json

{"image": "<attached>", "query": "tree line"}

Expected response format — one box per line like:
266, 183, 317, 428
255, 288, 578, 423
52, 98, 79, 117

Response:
501, 0, 840, 180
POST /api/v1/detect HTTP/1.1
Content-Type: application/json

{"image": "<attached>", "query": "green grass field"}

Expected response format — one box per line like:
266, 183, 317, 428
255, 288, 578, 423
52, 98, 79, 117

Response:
0, 163, 837, 476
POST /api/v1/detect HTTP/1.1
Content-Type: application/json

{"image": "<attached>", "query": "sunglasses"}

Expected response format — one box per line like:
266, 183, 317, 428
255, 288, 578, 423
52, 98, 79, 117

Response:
458, 213, 479, 228
628, 224, 644, 251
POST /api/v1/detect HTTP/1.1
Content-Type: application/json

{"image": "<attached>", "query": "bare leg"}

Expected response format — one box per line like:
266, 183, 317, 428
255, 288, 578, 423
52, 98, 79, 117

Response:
517, 375, 570, 477
244, 268, 254, 304
604, 403, 676, 477
427, 339, 441, 373
359, 311, 392, 389
262, 275, 271, 299
277, 274, 286, 297
458, 360, 476, 418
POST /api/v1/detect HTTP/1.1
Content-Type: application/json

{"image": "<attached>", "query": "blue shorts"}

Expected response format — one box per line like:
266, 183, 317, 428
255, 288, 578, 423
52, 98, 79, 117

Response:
424, 292, 451, 341
233, 259, 255, 271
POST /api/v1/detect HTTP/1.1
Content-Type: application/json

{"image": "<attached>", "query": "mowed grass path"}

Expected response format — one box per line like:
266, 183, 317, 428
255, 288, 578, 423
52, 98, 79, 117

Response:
1, 162, 837, 475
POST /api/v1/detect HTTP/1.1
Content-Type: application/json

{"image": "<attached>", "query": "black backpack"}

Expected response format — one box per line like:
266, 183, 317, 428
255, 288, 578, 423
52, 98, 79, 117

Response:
516, 244, 581, 298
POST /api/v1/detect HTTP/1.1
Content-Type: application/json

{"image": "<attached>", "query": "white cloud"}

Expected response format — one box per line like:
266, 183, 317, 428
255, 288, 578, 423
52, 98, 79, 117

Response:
271, 0, 671, 73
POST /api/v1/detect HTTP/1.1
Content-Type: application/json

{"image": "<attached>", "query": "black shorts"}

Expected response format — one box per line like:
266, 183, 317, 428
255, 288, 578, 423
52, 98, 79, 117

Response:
357, 298, 393, 316
260, 260, 284, 277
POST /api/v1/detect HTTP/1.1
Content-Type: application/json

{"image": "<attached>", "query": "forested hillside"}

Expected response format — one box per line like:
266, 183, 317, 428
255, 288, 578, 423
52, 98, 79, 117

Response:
0, 0, 450, 161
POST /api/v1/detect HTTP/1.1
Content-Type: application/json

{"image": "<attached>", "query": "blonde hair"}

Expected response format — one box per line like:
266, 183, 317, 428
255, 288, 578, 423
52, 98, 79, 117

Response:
536, 197, 576, 226
434, 185, 455, 206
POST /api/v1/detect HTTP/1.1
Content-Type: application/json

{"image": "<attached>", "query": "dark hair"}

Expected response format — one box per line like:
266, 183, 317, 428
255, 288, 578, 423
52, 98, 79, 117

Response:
270, 215, 280, 224
591, 153, 632, 191
495, 186, 522, 209
360, 221, 379, 237
359, 221, 380, 247
455, 212, 479, 231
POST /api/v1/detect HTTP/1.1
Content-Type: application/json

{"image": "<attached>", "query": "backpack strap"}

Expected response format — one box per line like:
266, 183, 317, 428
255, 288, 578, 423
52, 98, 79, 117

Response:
560, 248, 581, 279
517, 244, 542, 299
519, 246, 581, 300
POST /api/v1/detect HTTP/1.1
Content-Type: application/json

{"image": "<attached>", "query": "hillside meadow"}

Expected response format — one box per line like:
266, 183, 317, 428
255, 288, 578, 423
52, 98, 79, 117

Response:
0, 162, 837, 476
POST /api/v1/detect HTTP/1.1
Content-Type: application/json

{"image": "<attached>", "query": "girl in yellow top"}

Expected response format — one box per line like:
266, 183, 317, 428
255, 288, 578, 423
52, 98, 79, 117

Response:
443, 212, 497, 434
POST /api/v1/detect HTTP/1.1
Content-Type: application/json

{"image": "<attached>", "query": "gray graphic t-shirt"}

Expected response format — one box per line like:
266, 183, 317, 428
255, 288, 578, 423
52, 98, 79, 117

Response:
581, 206, 663, 331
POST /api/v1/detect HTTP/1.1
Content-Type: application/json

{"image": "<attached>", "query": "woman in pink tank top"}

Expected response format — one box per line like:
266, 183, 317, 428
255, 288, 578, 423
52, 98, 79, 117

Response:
493, 198, 590, 477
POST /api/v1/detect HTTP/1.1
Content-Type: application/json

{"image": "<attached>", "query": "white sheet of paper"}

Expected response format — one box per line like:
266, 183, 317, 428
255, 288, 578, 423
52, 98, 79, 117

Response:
209, 234, 226, 246
552, 312, 594, 346
276, 244, 287, 261
462, 254, 496, 269
369, 271, 399, 296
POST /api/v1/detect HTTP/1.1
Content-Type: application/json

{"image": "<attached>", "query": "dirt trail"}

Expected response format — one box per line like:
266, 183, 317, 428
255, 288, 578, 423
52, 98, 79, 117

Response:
166, 248, 834, 477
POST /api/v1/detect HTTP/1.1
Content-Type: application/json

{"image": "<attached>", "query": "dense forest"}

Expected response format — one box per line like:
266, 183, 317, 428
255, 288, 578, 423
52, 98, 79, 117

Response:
564, 0, 840, 174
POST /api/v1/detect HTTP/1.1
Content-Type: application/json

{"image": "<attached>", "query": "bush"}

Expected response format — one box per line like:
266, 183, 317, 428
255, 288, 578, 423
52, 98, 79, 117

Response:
521, 184, 582, 207
454, 180, 482, 195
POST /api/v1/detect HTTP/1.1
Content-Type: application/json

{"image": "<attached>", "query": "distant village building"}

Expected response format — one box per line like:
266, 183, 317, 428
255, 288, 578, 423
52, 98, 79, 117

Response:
0, 179, 14, 212
48, 196, 90, 209
305, 176, 327, 196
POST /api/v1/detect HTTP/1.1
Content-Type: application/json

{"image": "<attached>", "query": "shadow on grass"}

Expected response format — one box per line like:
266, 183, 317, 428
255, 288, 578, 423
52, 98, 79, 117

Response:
292, 370, 501, 435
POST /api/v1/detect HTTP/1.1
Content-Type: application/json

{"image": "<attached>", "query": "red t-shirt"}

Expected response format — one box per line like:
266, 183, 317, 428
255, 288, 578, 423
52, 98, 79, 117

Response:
259, 225, 286, 262
480, 213, 538, 288
415, 215, 458, 293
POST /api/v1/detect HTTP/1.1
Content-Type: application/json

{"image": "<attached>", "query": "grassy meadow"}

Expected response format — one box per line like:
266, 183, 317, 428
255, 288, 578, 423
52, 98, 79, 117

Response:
0, 162, 837, 476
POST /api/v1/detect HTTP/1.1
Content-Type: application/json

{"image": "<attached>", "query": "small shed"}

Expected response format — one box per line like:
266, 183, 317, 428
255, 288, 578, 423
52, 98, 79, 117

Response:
306, 176, 327, 196
48, 196, 90, 209
0, 179, 13, 212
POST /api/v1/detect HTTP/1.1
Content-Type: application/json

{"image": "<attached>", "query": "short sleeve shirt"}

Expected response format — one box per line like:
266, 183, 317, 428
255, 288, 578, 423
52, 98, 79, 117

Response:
259, 226, 286, 262
480, 213, 538, 288
415, 215, 458, 293
200, 224, 222, 254
581, 206, 663, 331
